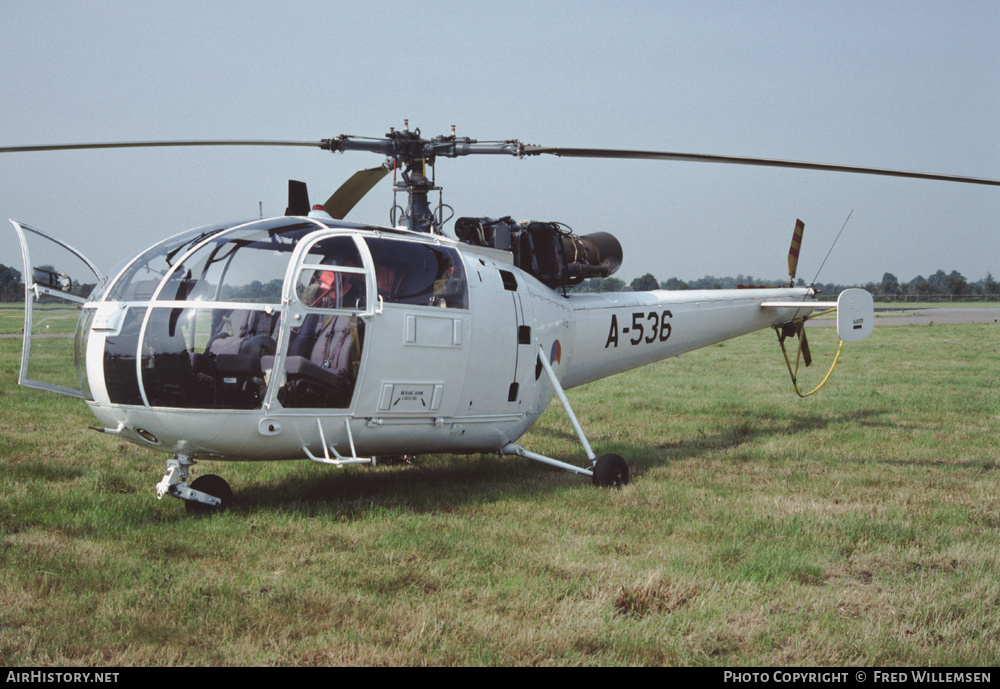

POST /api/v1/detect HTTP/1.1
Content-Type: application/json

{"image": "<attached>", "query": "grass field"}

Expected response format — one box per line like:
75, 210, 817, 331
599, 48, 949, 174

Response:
0, 310, 998, 666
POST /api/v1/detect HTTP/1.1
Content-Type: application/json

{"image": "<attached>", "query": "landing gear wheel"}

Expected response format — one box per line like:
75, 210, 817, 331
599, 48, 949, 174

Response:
592, 454, 629, 488
185, 474, 233, 515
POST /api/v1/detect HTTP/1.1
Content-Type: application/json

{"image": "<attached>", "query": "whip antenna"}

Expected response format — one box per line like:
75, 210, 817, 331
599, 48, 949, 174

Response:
811, 209, 853, 285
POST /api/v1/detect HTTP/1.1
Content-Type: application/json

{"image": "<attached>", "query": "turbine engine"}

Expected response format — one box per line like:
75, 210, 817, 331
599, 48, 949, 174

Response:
455, 217, 622, 289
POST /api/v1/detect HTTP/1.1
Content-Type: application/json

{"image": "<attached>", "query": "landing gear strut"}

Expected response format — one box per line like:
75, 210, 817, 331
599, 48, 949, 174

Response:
155, 455, 232, 514
502, 346, 629, 488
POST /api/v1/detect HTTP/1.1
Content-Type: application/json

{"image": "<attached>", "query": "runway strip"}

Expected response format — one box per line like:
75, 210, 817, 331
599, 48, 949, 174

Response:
808, 307, 1000, 327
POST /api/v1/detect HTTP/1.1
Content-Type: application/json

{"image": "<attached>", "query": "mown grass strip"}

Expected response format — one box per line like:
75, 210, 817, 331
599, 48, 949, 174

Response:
1, 323, 997, 665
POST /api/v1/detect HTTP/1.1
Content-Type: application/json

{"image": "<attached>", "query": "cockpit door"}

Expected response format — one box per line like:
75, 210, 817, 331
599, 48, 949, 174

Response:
274, 233, 372, 410
354, 236, 471, 421
9, 221, 106, 398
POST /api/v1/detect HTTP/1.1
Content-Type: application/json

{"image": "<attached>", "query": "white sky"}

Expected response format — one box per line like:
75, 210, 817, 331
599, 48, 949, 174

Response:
2, 1, 997, 286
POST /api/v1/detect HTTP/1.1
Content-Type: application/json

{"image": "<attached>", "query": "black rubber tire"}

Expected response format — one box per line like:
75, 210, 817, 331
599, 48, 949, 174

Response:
185, 474, 233, 515
592, 453, 629, 488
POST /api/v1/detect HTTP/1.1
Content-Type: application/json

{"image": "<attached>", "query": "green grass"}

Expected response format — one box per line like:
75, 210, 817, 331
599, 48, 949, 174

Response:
871, 300, 1000, 308
1, 320, 998, 666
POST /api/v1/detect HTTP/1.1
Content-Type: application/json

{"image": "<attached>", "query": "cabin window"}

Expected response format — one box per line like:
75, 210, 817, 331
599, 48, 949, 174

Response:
293, 236, 368, 312
277, 315, 365, 409
103, 307, 146, 405
138, 307, 280, 409
283, 235, 368, 409
364, 238, 468, 309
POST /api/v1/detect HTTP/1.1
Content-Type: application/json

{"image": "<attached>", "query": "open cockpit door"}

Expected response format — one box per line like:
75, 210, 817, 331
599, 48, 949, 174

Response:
9, 221, 105, 398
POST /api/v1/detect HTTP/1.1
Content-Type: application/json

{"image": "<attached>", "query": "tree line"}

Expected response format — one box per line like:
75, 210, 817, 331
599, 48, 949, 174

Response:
1, 261, 997, 302
573, 269, 1000, 299
0, 264, 23, 301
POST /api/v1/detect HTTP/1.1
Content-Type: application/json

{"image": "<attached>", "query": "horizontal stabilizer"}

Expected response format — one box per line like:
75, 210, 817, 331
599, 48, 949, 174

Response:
836, 289, 874, 342
760, 301, 825, 309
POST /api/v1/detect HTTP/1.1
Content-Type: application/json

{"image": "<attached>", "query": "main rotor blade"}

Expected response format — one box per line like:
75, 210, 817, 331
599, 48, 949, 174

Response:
0, 140, 323, 154
523, 146, 1000, 187
6, 136, 998, 188
324, 166, 391, 219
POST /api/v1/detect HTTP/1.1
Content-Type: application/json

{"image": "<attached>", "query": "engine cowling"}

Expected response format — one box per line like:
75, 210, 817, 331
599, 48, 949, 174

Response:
455, 217, 622, 289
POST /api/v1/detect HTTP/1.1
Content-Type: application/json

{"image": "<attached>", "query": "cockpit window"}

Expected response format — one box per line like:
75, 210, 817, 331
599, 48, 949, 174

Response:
293, 236, 368, 311
156, 222, 313, 303
104, 224, 231, 302
282, 236, 368, 408
365, 237, 467, 309
139, 306, 280, 409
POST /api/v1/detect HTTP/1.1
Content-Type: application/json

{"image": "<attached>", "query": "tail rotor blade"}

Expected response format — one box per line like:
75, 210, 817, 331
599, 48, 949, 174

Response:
787, 219, 804, 284
324, 166, 391, 220
798, 323, 812, 367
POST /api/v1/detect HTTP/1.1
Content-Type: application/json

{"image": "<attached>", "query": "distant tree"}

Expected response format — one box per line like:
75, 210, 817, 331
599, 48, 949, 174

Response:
908, 275, 934, 296
984, 272, 999, 296
0, 263, 23, 302
879, 272, 900, 296
927, 270, 949, 293
630, 273, 659, 291
568, 269, 998, 300
688, 275, 726, 290
72, 283, 96, 299
660, 277, 689, 291
598, 277, 625, 292
0, 263, 21, 284
946, 270, 967, 296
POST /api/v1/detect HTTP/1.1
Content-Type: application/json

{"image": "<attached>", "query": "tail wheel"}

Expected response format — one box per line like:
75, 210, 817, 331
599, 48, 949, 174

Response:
592, 454, 629, 488
186, 474, 233, 515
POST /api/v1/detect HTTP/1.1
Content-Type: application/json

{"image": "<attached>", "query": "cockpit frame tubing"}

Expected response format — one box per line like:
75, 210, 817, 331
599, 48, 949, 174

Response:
124, 222, 365, 411
10, 220, 105, 397
268, 230, 378, 413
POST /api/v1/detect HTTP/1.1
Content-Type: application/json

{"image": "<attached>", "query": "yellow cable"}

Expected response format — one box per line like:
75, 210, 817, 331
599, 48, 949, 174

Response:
776, 326, 846, 398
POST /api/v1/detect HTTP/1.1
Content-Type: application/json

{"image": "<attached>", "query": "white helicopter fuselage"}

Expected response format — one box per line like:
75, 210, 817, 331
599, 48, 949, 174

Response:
61, 219, 813, 464
15, 215, 815, 466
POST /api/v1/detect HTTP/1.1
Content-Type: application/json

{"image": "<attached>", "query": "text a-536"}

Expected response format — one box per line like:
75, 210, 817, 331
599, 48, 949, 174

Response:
605, 310, 673, 348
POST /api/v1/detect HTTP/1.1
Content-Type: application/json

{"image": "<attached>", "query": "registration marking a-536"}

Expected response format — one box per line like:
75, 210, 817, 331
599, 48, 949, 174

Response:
605, 310, 673, 348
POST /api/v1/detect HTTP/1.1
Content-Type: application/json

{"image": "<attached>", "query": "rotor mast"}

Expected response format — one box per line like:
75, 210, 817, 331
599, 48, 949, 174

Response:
320, 122, 524, 233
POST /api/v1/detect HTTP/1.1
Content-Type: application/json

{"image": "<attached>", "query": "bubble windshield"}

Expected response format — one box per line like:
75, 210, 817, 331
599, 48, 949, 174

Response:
156, 220, 315, 303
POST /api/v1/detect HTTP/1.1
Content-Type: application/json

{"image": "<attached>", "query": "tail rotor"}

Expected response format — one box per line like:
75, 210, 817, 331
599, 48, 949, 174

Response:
786, 218, 804, 287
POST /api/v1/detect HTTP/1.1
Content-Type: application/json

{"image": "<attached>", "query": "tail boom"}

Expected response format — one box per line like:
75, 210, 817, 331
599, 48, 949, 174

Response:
561, 287, 818, 388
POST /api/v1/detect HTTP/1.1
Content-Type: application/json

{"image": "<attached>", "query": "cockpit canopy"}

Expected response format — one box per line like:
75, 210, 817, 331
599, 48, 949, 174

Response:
77, 217, 468, 410
100, 217, 468, 310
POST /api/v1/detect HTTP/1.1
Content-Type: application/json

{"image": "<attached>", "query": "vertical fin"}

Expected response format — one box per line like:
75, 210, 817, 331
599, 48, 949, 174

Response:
284, 180, 310, 216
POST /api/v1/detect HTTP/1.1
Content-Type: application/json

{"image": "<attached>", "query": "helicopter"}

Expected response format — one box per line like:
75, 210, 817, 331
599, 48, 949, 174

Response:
5, 124, 999, 513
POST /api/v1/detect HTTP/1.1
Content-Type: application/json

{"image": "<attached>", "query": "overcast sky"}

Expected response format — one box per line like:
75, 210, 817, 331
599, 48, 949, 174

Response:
2, 1, 997, 287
